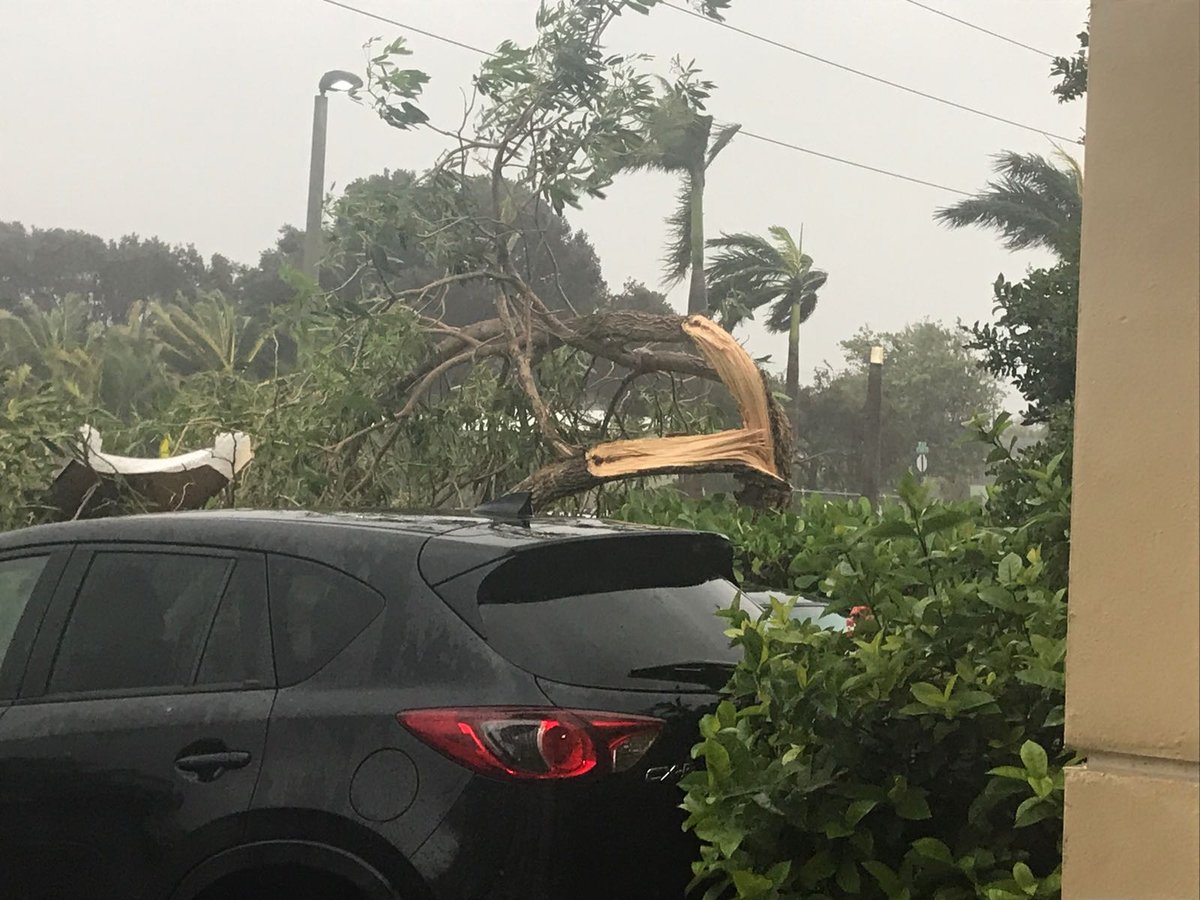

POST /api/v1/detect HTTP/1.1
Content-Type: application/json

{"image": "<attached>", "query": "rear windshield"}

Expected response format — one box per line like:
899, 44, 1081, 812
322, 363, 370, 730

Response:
478, 576, 747, 692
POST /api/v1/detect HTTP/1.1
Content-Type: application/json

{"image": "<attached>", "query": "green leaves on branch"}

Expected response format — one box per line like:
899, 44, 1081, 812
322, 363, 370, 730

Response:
363, 0, 736, 227
636, 443, 1073, 898
364, 37, 430, 130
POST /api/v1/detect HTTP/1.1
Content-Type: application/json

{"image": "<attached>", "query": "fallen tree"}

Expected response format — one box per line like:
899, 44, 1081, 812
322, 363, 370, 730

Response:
355, 299, 792, 510
346, 0, 790, 510
513, 313, 791, 508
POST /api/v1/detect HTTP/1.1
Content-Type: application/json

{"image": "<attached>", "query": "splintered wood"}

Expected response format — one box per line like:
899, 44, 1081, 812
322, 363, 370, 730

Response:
584, 315, 784, 483
585, 429, 776, 479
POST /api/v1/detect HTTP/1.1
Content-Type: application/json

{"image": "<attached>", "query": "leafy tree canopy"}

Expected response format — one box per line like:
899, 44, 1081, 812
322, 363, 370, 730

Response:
1051, 26, 1088, 106
0, 221, 235, 324
946, 20, 1088, 428
966, 261, 1079, 425
326, 169, 609, 327
797, 321, 1004, 495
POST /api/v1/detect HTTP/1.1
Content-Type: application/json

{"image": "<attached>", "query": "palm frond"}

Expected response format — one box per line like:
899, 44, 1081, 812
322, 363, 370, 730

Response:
614, 150, 687, 176
705, 123, 741, 168
765, 225, 813, 272
801, 270, 828, 295
661, 183, 694, 287
796, 290, 820, 324
1051, 146, 1084, 198
706, 233, 796, 329
706, 232, 786, 282
704, 225, 829, 336
764, 280, 825, 334
934, 152, 1081, 257
764, 298, 791, 334
148, 292, 264, 374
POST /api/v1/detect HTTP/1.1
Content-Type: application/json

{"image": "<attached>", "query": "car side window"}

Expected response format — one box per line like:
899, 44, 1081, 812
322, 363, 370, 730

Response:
48, 551, 231, 695
268, 555, 384, 686
0, 555, 50, 674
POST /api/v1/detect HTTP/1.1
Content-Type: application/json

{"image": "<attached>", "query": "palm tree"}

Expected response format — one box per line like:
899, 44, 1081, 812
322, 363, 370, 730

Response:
0, 294, 102, 398
146, 292, 268, 375
934, 150, 1083, 260
618, 82, 740, 315
706, 226, 828, 439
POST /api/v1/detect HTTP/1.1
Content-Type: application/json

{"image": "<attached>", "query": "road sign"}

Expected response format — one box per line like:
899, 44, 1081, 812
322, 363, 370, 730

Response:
916, 453, 928, 473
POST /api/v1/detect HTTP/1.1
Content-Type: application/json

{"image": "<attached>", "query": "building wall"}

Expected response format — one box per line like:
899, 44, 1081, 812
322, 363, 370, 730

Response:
1063, 1, 1200, 897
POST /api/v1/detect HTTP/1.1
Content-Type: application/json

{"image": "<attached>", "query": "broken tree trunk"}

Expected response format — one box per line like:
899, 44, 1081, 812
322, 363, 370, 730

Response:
516, 315, 793, 510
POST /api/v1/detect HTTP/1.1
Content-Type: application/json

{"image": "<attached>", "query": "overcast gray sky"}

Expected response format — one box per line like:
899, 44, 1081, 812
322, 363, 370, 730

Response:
0, 0, 1087, 395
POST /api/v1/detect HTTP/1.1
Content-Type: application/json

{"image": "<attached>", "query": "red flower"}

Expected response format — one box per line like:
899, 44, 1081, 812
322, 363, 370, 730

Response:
846, 605, 874, 633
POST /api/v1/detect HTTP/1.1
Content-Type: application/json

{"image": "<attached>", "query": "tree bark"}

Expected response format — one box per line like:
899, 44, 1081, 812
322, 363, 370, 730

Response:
385, 300, 795, 511
516, 452, 783, 510
787, 301, 801, 443
687, 163, 708, 316
515, 315, 793, 510
680, 168, 710, 499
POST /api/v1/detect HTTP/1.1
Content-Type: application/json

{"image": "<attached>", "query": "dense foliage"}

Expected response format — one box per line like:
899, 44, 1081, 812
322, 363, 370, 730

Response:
326, 169, 611, 327
616, 486, 875, 593
945, 21, 1086, 431
795, 322, 1004, 495
963, 264, 1078, 426
0, 221, 238, 323
1050, 27, 1088, 107
618, 419, 1071, 900
0, 264, 1000, 528
0, 280, 729, 531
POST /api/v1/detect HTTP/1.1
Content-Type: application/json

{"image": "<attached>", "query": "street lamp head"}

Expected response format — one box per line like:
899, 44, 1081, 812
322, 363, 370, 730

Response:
319, 69, 363, 95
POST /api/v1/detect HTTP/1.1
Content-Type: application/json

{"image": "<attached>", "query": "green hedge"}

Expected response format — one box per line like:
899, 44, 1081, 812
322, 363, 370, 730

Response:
616, 488, 877, 596
615, 432, 1073, 899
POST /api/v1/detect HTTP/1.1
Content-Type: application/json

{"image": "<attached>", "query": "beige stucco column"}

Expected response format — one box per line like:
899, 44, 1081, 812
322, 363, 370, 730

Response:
1062, 1, 1200, 898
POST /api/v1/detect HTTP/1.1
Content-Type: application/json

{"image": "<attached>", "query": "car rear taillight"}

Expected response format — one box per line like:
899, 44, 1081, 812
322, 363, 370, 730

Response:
397, 707, 663, 780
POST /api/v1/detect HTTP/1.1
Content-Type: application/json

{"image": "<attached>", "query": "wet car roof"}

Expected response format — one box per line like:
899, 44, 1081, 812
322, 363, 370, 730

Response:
0, 508, 687, 555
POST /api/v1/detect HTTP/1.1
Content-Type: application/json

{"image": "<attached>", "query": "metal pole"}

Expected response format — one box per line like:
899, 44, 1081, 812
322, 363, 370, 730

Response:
863, 345, 884, 508
302, 92, 329, 277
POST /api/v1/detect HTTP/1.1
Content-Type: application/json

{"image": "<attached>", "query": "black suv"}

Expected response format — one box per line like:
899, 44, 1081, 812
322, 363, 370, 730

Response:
0, 509, 747, 899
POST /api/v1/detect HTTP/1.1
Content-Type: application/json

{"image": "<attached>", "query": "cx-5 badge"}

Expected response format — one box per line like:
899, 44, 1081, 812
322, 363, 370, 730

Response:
644, 763, 694, 783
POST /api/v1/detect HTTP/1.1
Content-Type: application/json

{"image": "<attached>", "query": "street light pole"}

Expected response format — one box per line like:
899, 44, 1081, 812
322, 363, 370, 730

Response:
302, 92, 329, 277
301, 70, 363, 278
863, 344, 884, 508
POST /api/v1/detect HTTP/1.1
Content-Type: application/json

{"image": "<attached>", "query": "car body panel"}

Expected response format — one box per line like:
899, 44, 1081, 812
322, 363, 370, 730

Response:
0, 540, 275, 899
0, 689, 273, 898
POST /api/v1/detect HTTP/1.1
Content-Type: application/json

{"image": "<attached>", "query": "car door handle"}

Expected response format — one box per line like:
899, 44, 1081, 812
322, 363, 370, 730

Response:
175, 750, 251, 782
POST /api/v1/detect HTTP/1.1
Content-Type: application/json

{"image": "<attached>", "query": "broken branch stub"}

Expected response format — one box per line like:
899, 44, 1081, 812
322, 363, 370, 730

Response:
517, 314, 793, 509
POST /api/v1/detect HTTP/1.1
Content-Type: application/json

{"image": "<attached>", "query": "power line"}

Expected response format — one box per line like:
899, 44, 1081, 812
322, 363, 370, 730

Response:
320, 0, 973, 196
901, 0, 1057, 60
320, 0, 491, 56
660, 0, 1081, 145
738, 130, 970, 196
